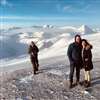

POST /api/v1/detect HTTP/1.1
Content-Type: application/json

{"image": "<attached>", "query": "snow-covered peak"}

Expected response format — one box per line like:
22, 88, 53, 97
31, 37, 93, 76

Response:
60, 26, 76, 30
78, 25, 94, 34
43, 24, 53, 28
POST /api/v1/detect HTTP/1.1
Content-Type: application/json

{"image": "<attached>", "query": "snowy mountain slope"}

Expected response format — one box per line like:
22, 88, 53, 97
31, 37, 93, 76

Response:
82, 33, 100, 59
0, 25, 99, 61
78, 25, 94, 34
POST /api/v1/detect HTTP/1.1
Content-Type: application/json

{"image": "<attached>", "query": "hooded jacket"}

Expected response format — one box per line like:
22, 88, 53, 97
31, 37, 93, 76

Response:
28, 44, 39, 57
67, 42, 82, 64
82, 45, 93, 70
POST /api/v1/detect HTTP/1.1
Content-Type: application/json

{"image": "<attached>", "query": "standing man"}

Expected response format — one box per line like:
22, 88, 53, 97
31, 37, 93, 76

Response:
67, 34, 83, 88
28, 41, 39, 74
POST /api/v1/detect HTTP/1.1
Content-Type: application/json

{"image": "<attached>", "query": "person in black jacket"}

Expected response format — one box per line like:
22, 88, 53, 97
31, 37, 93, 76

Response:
67, 34, 83, 88
81, 39, 93, 87
28, 41, 39, 74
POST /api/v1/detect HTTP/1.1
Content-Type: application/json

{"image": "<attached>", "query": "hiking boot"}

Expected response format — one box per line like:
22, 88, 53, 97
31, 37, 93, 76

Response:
69, 84, 73, 89
79, 81, 84, 86
34, 70, 37, 75
84, 80, 87, 85
36, 67, 38, 71
36, 64, 39, 71
69, 82, 73, 89
84, 80, 88, 88
75, 81, 80, 86
87, 81, 91, 87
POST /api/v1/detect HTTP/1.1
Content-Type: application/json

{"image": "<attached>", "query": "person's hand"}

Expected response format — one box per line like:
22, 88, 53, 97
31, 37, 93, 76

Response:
85, 58, 88, 61
86, 65, 88, 68
31, 53, 34, 56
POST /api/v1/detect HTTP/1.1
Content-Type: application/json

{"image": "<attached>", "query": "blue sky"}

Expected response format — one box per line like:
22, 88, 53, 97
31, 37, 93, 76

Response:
0, 0, 100, 27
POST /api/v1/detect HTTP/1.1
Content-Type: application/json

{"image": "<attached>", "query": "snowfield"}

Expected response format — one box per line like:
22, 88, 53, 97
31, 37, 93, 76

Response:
0, 25, 100, 100
0, 25, 100, 68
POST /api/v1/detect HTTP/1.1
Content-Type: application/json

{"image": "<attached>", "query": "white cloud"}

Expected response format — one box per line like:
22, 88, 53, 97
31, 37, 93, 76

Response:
56, 3, 94, 13
0, 0, 12, 7
0, 16, 41, 20
56, 4, 72, 12
0, 16, 81, 21
63, 5, 72, 12
0, 16, 34, 20
0, 0, 6, 5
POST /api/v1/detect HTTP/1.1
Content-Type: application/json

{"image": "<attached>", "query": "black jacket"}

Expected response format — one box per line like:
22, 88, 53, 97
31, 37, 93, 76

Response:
67, 42, 82, 64
28, 45, 39, 57
82, 47, 93, 71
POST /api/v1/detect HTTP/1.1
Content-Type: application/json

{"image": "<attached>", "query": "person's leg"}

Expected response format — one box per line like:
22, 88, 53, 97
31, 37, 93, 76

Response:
32, 62, 36, 74
84, 70, 88, 81
87, 71, 91, 86
87, 71, 91, 82
69, 64, 75, 88
84, 70, 88, 87
36, 54, 39, 64
76, 66, 80, 84
31, 57, 37, 74
35, 55, 39, 71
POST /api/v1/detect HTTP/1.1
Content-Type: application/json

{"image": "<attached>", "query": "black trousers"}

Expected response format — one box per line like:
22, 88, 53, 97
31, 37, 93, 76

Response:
30, 55, 39, 72
69, 63, 81, 83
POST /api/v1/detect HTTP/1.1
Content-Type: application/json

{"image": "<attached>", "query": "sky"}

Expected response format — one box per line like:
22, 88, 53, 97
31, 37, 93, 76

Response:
0, 0, 100, 28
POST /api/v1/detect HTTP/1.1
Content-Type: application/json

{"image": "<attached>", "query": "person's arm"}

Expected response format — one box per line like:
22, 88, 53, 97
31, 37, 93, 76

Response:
84, 49, 92, 61
28, 46, 31, 54
35, 45, 39, 53
37, 46, 39, 52
28, 46, 34, 56
67, 44, 74, 63
87, 49, 92, 60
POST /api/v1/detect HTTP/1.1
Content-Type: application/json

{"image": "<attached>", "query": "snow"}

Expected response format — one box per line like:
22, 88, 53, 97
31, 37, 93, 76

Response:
51, 38, 68, 48
1, 25, 100, 100
60, 26, 77, 31
0, 25, 100, 69
78, 25, 94, 34
33, 31, 44, 38
43, 24, 53, 28
0, 56, 29, 67
20, 74, 33, 83
47, 70, 63, 76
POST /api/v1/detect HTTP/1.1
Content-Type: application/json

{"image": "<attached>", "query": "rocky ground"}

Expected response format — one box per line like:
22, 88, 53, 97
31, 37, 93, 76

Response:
0, 59, 100, 100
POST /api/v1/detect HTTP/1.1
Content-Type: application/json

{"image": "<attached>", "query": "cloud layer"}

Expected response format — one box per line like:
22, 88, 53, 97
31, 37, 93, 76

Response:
0, 0, 12, 7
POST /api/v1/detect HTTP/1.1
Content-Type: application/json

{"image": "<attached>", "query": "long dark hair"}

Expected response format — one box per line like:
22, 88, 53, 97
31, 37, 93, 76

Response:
82, 39, 93, 49
81, 39, 89, 45
74, 34, 81, 44
31, 41, 36, 46
31, 41, 35, 45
